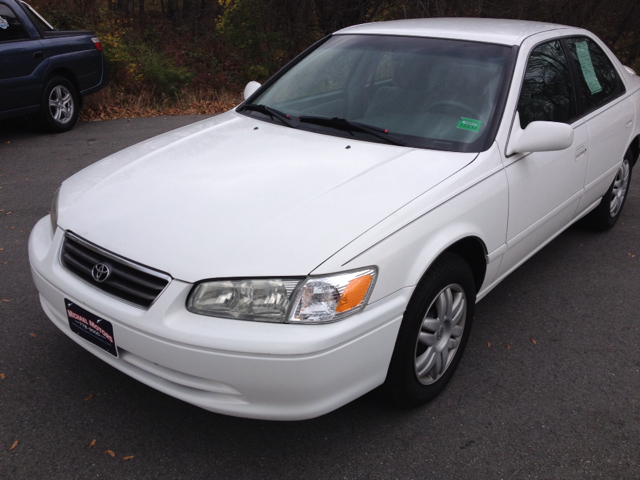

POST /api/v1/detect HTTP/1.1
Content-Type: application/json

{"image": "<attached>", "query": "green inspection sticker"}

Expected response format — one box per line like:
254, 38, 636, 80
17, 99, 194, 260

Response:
456, 117, 483, 133
576, 41, 602, 95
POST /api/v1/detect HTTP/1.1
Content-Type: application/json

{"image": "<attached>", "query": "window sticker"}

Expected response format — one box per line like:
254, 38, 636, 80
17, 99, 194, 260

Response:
576, 41, 602, 95
0, 16, 9, 29
456, 117, 483, 133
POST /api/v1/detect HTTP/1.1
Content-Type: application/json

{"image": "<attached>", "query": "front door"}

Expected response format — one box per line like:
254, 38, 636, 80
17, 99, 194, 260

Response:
0, 2, 44, 113
499, 39, 589, 276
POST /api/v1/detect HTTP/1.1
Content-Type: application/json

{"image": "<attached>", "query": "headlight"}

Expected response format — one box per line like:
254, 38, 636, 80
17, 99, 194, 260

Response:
187, 278, 302, 322
187, 267, 377, 324
50, 187, 60, 235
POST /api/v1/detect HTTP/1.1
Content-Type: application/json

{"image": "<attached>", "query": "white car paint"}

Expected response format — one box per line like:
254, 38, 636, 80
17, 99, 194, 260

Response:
29, 18, 640, 420
57, 113, 476, 282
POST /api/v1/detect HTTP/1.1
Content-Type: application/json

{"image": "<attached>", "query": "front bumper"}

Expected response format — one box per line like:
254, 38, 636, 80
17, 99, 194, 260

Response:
29, 217, 408, 420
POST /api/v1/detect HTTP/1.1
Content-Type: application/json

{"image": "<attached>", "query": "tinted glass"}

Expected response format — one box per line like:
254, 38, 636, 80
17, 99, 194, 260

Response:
566, 37, 621, 112
0, 4, 29, 42
518, 40, 575, 129
249, 35, 513, 152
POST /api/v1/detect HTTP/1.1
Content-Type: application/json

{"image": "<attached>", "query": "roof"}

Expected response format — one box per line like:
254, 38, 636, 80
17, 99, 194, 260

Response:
335, 18, 573, 46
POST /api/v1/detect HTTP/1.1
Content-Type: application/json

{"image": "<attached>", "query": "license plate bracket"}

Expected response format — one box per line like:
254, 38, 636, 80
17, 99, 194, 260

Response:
65, 299, 118, 357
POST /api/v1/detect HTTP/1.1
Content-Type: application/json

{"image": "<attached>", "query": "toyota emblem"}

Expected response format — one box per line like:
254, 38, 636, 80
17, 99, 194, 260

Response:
92, 263, 111, 283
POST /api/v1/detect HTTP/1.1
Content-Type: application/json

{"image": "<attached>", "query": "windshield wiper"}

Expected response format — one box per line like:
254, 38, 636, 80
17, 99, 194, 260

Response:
238, 104, 296, 128
297, 116, 410, 147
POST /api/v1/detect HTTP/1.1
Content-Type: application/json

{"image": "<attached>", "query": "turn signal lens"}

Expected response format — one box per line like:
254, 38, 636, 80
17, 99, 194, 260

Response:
336, 274, 372, 312
288, 267, 377, 324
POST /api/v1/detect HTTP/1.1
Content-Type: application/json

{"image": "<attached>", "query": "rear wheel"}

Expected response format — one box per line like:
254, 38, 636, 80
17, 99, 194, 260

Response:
383, 253, 475, 407
35, 76, 79, 133
583, 151, 632, 231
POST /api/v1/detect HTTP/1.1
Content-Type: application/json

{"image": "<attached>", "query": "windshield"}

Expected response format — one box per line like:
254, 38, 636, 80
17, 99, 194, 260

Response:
242, 35, 514, 152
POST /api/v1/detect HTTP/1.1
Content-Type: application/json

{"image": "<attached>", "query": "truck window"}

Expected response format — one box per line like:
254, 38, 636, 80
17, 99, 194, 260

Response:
0, 3, 30, 42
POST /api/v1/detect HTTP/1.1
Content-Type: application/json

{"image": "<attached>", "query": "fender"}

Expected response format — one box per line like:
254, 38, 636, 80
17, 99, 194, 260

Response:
312, 142, 510, 304
44, 49, 102, 92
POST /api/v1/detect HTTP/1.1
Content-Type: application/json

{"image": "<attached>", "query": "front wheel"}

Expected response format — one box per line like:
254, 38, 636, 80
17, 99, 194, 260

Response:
35, 76, 79, 133
583, 151, 632, 231
383, 252, 475, 407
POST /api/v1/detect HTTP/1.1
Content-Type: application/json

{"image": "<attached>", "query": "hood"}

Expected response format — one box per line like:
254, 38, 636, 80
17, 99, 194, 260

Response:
58, 111, 476, 282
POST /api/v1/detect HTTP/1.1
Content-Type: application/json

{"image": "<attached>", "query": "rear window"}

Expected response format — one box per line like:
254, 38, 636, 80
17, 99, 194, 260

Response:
565, 37, 624, 113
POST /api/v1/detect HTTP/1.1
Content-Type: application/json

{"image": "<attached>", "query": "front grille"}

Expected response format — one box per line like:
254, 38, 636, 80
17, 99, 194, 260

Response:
61, 232, 171, 309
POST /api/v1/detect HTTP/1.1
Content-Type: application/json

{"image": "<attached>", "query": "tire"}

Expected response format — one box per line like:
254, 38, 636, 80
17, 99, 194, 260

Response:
34, 76, 79, 133
583, 150, 633, 231
383, 252, 475, 408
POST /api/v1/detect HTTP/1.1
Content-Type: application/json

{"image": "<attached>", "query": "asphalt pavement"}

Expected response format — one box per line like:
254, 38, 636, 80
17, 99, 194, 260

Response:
1, 116, 639, 479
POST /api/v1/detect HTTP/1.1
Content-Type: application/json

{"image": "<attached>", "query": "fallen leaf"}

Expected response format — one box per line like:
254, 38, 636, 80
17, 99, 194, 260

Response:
486, 341, 491, 347
2, 299, 9, 302
531, 339, 537, 345
105, 450, 115, 457
506, 344, 511, 349
10, 440, 18, 450
122, 455, 134, 460
0, 373, 5, 379
30, 333, 37, 338
84, 393, 94, 401
89, 439, 96, 447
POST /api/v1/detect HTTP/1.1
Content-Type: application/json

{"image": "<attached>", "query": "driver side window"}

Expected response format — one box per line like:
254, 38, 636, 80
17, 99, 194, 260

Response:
518, 40, 576, 129
0, 3, 29, 42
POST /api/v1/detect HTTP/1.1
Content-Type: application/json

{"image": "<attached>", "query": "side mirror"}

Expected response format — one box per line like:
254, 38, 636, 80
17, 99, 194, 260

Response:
507, 112, 574, 156
243, 81, 261, 101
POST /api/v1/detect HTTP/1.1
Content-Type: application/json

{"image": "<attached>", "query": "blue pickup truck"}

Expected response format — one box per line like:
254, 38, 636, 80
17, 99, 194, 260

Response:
0, 0, 108, 132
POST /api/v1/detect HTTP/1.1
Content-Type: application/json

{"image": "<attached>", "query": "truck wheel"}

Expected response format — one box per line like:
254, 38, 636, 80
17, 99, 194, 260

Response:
35, 76, 79, 133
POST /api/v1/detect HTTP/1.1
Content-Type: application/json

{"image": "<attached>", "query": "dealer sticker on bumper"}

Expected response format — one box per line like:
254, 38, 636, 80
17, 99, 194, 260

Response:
65, 299, 118, 357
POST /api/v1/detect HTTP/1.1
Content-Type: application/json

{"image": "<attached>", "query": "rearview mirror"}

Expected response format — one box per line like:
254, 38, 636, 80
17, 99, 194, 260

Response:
507, 112, 574, 156
243, 81, 261, 101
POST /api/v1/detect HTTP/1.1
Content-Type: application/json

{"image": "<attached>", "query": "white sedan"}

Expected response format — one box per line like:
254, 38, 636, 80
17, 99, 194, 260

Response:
29, 18, 639, 420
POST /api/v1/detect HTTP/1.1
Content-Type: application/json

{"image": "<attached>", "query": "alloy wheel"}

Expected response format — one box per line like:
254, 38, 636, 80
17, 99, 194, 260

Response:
49, 85, 74, 125
414, 284, 466, 385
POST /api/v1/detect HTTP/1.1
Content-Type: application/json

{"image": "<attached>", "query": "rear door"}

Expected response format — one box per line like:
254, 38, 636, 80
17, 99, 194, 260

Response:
0, 1, 44, 112
564, 36, 636, 210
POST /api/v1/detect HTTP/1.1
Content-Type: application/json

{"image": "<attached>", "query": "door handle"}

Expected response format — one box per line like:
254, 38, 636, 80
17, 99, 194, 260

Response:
33, 51, 43, 59
625, 114, 633, 129
575, 144, 587, 161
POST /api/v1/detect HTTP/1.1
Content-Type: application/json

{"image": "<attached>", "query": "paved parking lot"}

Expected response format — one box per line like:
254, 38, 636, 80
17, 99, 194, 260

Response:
1, 117, 639, 479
